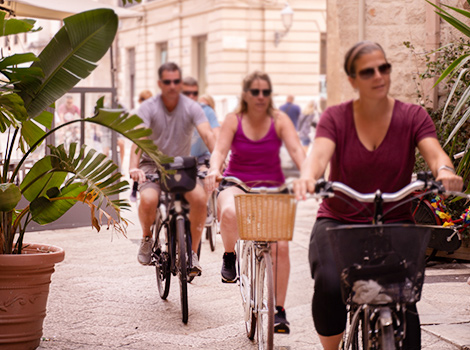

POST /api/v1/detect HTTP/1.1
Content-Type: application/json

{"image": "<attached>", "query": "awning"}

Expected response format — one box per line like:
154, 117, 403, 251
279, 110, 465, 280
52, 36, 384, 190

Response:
1, 0, 143, 20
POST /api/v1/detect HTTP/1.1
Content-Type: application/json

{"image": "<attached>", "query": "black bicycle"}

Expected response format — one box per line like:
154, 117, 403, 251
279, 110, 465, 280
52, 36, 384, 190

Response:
311, 172, 469, 349
132, 156, 199, 324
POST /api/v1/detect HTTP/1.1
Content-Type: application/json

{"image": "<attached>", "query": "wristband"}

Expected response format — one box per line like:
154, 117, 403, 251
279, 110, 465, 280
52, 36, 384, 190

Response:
437, 165, 456, 174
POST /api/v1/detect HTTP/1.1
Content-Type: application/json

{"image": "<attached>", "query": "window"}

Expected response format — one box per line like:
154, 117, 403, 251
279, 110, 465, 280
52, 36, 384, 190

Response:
156, 42, 168, 67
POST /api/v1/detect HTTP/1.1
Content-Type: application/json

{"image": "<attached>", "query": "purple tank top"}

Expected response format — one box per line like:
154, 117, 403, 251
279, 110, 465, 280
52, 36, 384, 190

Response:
224, 114, 285, 187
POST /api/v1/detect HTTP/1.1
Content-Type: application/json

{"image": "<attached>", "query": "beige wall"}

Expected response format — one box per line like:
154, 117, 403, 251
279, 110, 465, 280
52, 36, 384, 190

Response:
326, 0, 462, 109
117, 0, 327, 118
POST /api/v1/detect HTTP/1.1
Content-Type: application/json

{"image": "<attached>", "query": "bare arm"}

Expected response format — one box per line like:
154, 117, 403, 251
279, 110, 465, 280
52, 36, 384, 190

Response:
418, 137, 463, 191
275, 111, 306, 170
204, 113, 238, 192
129, 143, 146, 183
293, 137, 336, 200
196, 121, 216, 153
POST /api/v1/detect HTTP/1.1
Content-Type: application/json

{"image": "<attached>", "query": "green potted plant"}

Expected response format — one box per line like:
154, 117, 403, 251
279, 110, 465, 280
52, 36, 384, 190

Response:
0, 8, 167, 349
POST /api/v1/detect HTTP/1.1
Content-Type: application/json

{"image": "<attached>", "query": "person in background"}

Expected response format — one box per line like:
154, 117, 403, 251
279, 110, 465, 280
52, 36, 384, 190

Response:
279, 94, 301, 130
205, 71, 305, 334
297, 100, 321, 152
182, 77, 221, 162
199, 94, 216, 111
57, 95, 80, 145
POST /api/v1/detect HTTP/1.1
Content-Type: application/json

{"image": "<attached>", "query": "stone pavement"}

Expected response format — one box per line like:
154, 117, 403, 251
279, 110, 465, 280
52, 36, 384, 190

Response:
29, 196, 470, 350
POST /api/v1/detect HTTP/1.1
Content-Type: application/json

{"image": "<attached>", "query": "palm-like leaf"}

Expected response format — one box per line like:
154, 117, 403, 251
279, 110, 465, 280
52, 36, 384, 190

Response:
16, 9, 118, 120
19, 143, 130, 233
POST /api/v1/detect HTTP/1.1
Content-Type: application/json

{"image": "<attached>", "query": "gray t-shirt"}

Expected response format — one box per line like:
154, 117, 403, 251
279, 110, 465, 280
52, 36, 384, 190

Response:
137, 94, 208, 162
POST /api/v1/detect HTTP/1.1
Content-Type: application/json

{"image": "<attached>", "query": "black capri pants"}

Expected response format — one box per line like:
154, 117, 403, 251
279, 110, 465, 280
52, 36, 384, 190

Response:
309, 218, 421, 349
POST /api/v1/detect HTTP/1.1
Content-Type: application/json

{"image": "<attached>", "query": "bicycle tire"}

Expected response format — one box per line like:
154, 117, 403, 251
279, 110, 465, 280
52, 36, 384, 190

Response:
379, 308, 396, 350
176, 217, 189, 324
239, 241, 256, 339
207, 195, 217, 252
153, 220, 171, 299
411, 198, 440, 225
256, 251, 274, 350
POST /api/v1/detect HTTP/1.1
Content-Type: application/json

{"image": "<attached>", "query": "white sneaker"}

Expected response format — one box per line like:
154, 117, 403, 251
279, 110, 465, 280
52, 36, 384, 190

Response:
189, 250, 202, 277
138, 236, 153, 265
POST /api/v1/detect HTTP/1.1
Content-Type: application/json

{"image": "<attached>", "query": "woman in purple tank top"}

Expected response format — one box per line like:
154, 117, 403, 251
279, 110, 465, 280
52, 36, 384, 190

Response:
293, 41, 463, 350
205, 71, 305, 333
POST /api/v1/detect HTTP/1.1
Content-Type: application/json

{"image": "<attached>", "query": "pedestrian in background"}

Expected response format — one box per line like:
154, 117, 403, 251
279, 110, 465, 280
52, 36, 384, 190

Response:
199, 93, 216, 111
182, 77, 221, 162
279, 94, 301, 130
297, 100, 321, 151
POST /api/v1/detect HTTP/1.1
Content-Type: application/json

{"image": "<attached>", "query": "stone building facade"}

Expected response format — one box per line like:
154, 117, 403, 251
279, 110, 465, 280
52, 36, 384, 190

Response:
116, 0, 327, 118
326, 0, 465, 109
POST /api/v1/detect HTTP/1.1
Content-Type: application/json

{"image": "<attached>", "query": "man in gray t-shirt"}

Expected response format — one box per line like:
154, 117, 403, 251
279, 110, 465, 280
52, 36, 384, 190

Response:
129, 62, 215, 276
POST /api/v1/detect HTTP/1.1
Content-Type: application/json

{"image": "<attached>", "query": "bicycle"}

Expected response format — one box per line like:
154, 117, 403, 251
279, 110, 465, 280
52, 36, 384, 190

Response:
411, 190, 468, 260
131, 156, 200, 324
310, 171, 469, 349
223, 176, 297, 350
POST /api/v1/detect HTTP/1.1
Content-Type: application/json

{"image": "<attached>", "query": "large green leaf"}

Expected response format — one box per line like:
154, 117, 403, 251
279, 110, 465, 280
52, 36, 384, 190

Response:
0, 12, 37, 37
87, 108, 173, 169
20, 156, 67, 202
0, 183, 21, 212
30, 183, 86, 225
16, 9, 118, 119
21, 144, 131, 227
0, 93, 27, 132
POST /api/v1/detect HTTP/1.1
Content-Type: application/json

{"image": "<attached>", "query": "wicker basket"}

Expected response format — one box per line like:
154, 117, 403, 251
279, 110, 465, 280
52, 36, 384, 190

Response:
234, 193, 297, 241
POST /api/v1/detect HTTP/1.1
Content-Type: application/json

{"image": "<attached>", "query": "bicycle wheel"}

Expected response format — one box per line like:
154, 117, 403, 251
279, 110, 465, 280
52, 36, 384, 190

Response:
207, 194, 217, 251
153, 219, 171, 299
344, 306, 367, 350
256, 251, 274, 350
378, 307, 396, 350
238, 240, 256, 339
176, 217, 189, 324
411, 198, 440, 225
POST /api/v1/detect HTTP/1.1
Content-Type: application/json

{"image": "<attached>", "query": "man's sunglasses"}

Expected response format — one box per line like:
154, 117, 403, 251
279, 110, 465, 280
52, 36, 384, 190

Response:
182, 91, 198, 97
249, 89, 272, 97
161, 79, 181, 85
354, 63, 392, 80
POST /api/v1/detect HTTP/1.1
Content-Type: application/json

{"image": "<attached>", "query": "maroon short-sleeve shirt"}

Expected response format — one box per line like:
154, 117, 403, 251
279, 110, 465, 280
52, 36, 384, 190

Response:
316, 99, 437, 223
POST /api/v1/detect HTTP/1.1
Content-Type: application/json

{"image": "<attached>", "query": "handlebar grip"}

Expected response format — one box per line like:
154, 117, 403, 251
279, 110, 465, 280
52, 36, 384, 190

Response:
130, 181, 138, 202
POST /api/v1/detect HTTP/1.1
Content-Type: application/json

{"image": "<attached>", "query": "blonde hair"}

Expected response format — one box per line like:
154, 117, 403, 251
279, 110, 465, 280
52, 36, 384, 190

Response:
199, 94, 215, 110
235, 71, 274, 115
302, 100, 320, 115
138, 90, 153, 103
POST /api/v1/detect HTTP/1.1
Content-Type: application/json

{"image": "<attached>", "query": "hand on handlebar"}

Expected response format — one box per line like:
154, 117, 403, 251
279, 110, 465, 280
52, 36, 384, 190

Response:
204, 169, 222, 193
293, 177, 317, 201
436, 171, 464, 195
129, 167, 147, 184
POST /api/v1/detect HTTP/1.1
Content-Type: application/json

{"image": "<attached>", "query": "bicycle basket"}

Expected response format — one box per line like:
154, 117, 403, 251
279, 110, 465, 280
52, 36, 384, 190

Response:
234, 193, 297, 241
328, 224, 431, 305
160, 156, 197, 193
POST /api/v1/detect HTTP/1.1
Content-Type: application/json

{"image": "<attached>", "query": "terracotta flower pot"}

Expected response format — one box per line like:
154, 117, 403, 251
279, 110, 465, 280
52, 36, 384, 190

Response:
0, 244, 65, 350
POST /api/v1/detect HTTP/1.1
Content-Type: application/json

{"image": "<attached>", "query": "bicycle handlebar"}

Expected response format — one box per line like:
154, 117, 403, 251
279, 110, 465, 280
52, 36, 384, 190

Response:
222, 176, 293, 194
311, 172, 469, 203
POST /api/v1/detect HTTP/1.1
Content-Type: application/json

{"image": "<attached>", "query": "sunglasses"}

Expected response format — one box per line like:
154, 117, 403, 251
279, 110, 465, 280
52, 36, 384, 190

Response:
249, 89, 272, 97
182, 91, 198, 97
354, 63, 392, 80
161, 79, 181, 85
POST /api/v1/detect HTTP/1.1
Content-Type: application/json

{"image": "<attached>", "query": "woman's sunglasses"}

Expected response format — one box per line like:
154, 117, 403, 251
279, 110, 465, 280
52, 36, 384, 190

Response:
161, 79, 181, 85
354, 63, 392, 80
249, 89, 272, 97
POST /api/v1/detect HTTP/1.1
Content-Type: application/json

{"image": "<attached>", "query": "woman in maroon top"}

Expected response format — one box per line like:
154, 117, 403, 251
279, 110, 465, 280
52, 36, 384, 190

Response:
293, 41, 463, 350
206, 71, 305, 333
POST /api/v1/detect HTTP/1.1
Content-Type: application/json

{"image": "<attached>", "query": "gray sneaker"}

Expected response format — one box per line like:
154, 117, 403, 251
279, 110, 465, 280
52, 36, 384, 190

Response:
189, 250, 202, 277
138, 236, 153, 265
